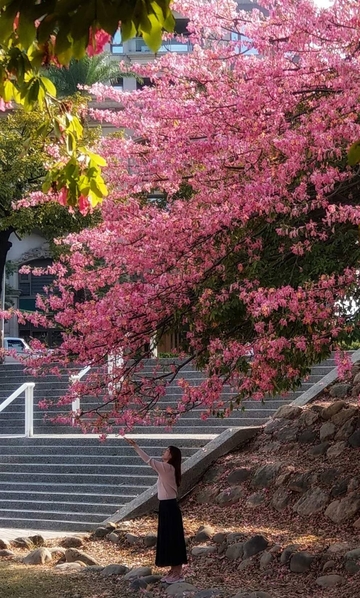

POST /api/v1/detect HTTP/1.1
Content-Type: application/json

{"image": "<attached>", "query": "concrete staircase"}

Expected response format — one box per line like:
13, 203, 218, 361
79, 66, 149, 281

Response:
0, 357, 337, 435
0, 436, 205, 531
0, 356, 338, 531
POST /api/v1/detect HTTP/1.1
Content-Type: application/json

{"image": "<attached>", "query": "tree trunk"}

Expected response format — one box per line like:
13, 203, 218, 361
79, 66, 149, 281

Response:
0, 228, 13, 300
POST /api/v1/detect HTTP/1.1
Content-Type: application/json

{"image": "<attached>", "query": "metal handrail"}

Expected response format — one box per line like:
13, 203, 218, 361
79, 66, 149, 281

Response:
70, 365, 91, 424
0, 382, 35, 437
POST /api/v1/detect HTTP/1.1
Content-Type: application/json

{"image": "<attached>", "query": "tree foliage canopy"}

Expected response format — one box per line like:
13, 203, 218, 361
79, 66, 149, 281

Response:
0, 109, 100, 285
0, 0, 174, 207
12, 0, 360, 432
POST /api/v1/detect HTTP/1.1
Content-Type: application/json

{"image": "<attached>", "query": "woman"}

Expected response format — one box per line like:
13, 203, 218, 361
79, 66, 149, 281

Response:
124, 438, 187, 584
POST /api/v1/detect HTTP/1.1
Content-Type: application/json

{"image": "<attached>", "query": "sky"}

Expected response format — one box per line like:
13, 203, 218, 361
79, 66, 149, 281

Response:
313, 0, 334, 6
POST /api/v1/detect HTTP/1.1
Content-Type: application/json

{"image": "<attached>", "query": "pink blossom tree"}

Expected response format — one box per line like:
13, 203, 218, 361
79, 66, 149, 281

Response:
12, 0, 360, 431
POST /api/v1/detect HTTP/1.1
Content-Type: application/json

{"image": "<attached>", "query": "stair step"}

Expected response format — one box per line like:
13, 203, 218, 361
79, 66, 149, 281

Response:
0, 353, 345, 531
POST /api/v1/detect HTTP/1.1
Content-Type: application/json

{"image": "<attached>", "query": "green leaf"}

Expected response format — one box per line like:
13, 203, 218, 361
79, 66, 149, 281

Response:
87, 151, 107, 167
121, 19, 137, 42
348, 141, 360, 166
55, 25, 73, 66
2, 79, 15, 102
39, 75, 57, 97
17, 12, 37, 50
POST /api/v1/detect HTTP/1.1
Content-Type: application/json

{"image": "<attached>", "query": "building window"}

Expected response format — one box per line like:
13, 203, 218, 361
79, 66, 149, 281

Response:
111, 30, 123, 54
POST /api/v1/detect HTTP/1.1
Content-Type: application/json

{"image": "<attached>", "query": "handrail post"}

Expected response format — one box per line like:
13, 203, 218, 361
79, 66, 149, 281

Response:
24, 382, 35, 437
71, 396, 80, 426
70, 366, 90, 426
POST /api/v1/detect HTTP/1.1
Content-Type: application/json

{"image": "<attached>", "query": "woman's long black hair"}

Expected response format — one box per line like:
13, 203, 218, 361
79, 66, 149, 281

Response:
168, 445, 182, 487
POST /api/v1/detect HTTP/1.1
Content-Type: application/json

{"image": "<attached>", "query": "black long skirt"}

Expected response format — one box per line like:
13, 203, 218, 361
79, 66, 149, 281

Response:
156, 498, 188, 567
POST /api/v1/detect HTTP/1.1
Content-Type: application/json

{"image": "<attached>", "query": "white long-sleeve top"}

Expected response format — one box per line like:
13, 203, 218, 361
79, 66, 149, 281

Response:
134, 446, 178, 500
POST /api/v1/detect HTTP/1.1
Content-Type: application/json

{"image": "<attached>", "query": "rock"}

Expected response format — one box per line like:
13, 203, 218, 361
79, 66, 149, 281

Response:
321, 402, 346, 419
269, 544, 282, 554
130, 575, 161, 590
144, 534, 157, 547
348, 477, 360, 491
65, 548, 100, 566
289, 471, 316, 493
227, 533, 245, 543
28, 535, 45, 547
298, 429, 318, 444
125, 533, 139, 545
227, 468, 252, 485
353, 371, 360, 383
192, 546, 217, 557
344, 547, 360, 560
349, 429, 360, 447
330, 479, 348, 497
233, 592, 272, 598
124, 566, 152, 580
353, 518, 360, 529
289, 551, 314, 573
335, 418, 356, 441
329, 384, 350, 398
213, 533, 227, 544
107, 532, 120, 544
23, 547, 53, 565
327, 542, 351, 554
193, 589, 223, 598
326, 441, 347, 458
216, 487, 244, 505
93, 527, 109, 538
280, 545, 300, 564
344, 561, 360, 574
225, 543, 244, 561
101, 564, 130, 576
293, 487, 329, 516
273, 405, 302, 419
202, 466, 223, 483
195, 487, 220, 504
275, 470, 293, 486
319, 468, 341, 487
246, 492, 266, 507
299, 409, 319, 426
325, 494, 360, 523
309, 442, 330, 456
0, 549, 14, 557
56, 562, 86, 571
0, 539, 11, 550
259, 552, 273, 569
194, 525, 215, 542
243, 535, 269, 559
260, 441, 281, 453
12, 537, 34, 549
252, 464, 281, 488
322, 560, 336, 572
264, 419, 287, 435
238, 558, 253, 571
217, 542, 228, 556
276, 424, 299, 443
271, 487, 291, 511
61, 536, 84, 548
316, 575, 345, 588
319, 422, 336, 441
165, 582, 198, 595
332, 406, 357, 426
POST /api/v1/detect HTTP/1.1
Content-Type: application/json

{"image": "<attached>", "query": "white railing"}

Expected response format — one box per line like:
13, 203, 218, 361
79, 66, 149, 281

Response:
70, 365, 91, 425
0, 382, 35, 437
